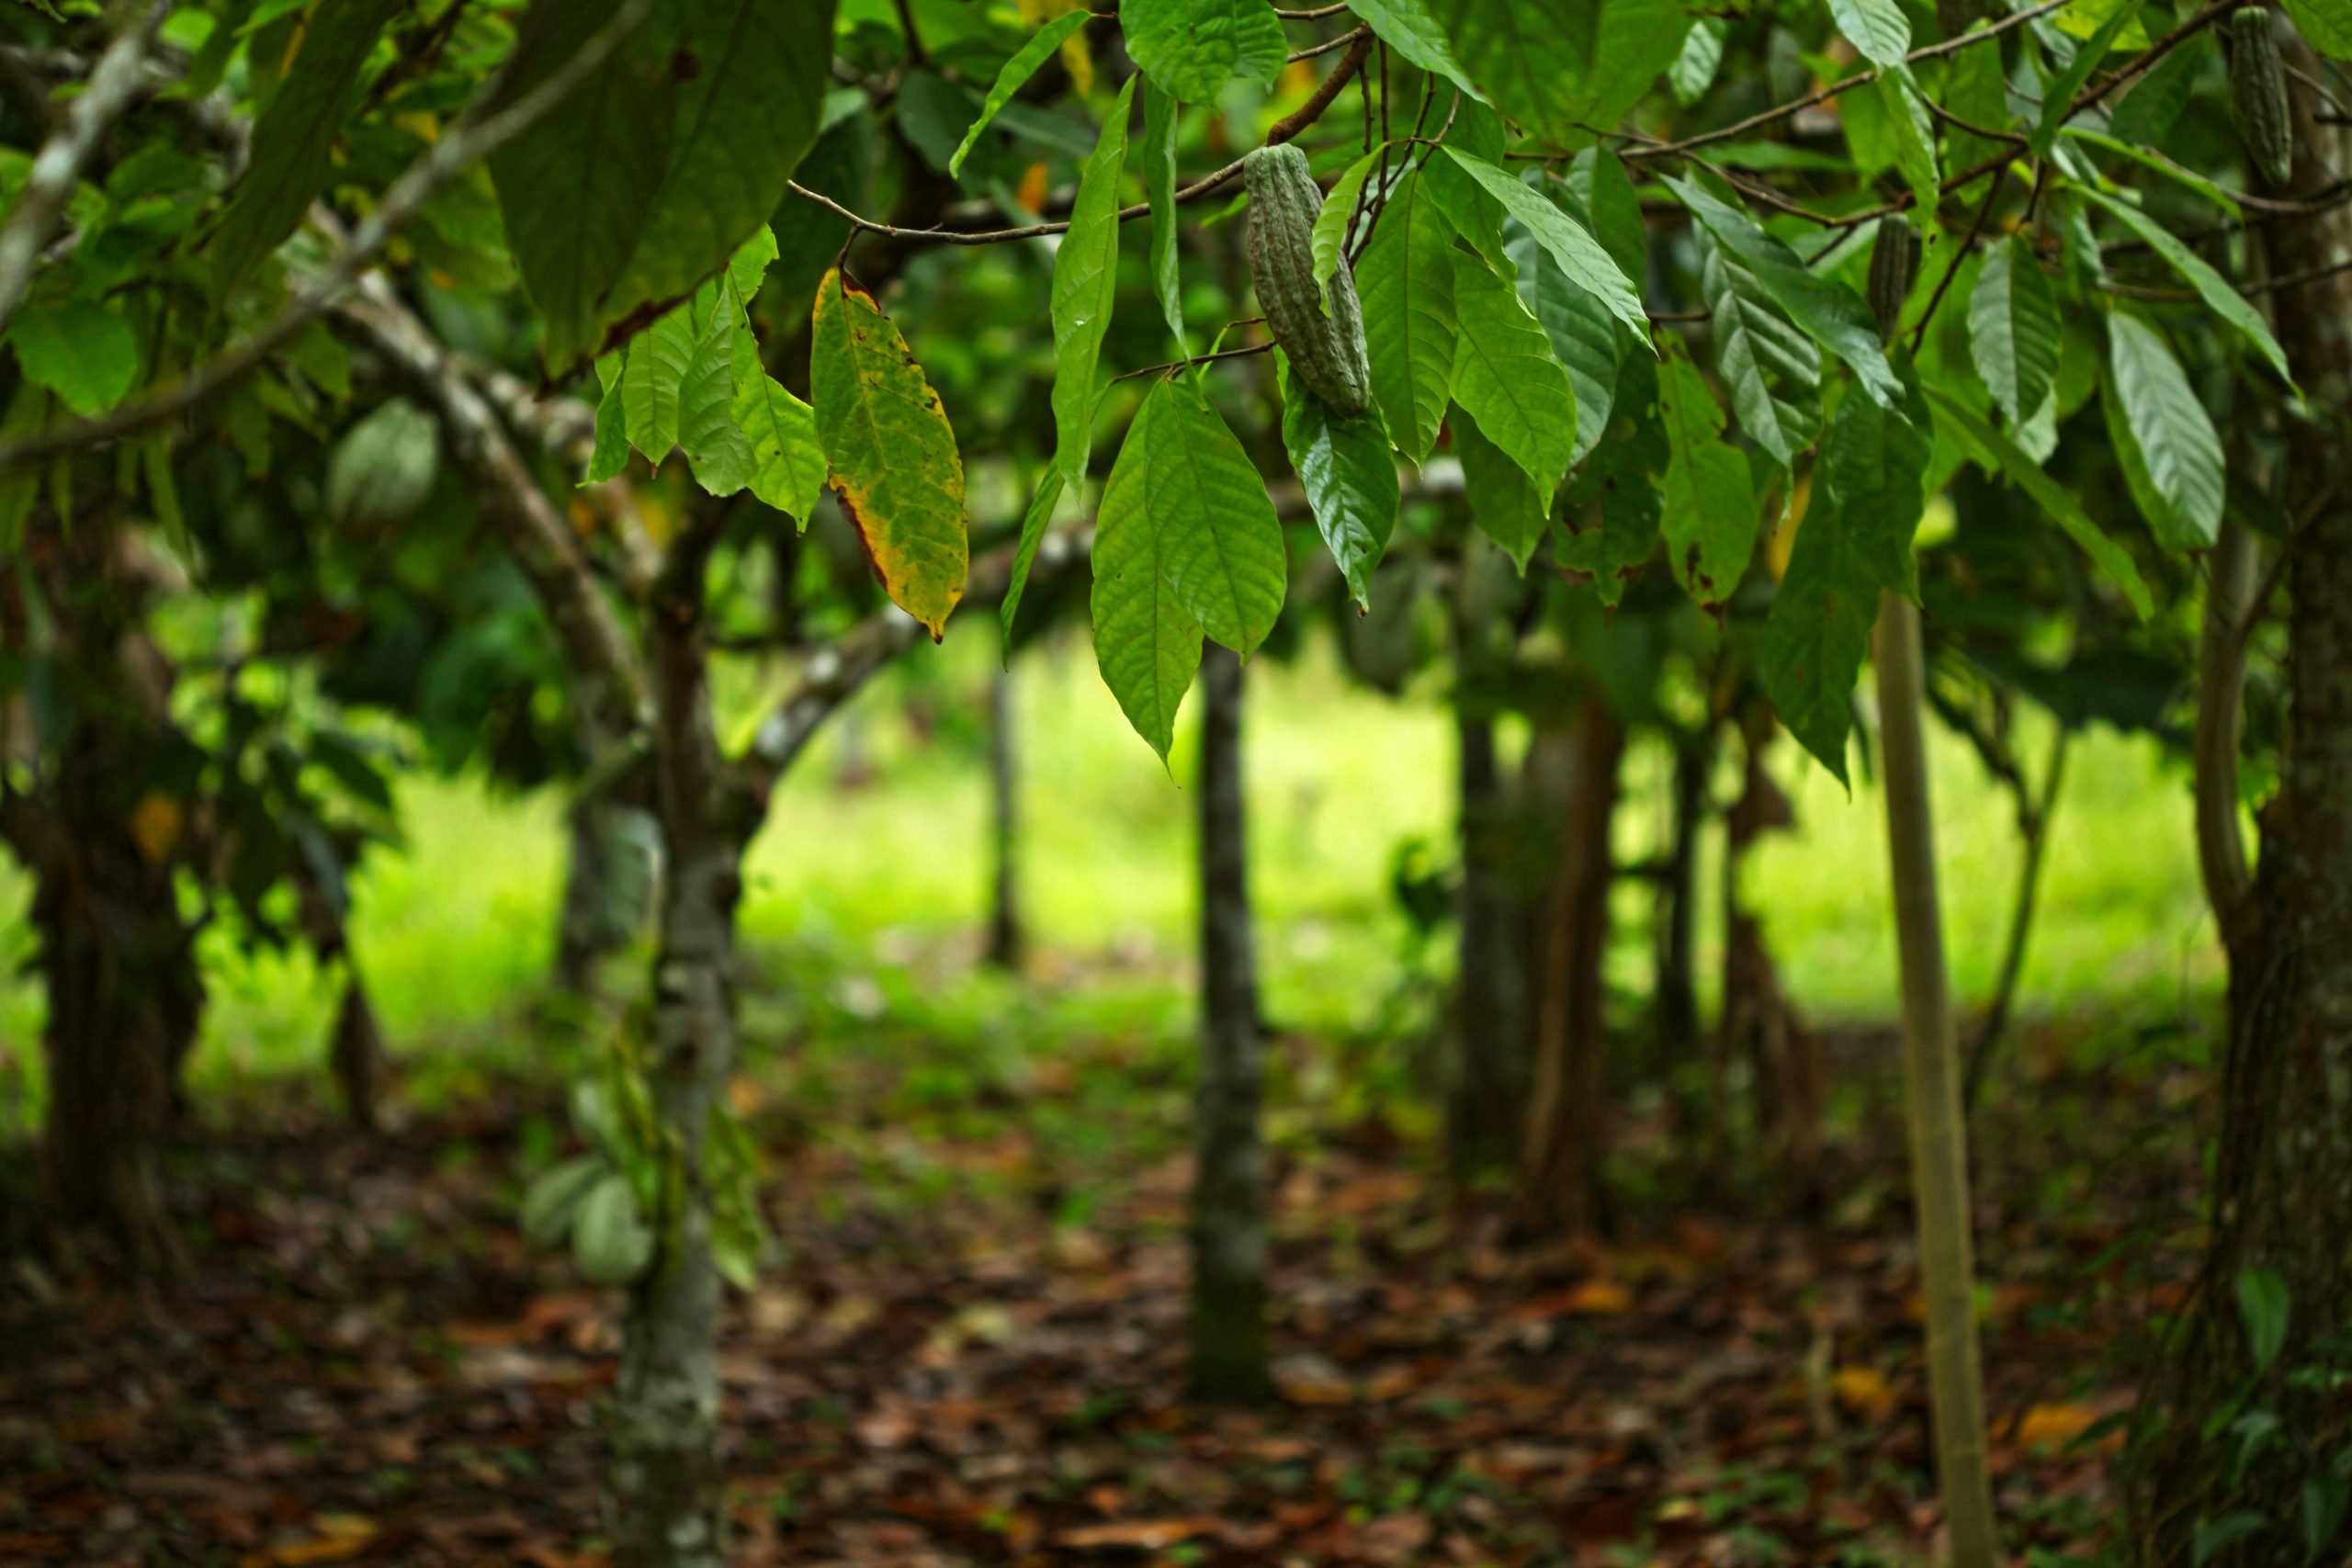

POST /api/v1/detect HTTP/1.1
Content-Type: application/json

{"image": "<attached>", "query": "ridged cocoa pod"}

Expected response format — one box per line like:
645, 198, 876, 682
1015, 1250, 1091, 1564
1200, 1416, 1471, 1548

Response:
2228, 8, 2294, 186
1867, 216, 1914, 343
1244, 144, 1374, 417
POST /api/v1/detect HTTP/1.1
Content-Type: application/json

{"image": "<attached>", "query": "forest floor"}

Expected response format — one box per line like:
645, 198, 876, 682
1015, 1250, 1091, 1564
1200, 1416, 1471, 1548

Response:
0, 968, 2209, 1568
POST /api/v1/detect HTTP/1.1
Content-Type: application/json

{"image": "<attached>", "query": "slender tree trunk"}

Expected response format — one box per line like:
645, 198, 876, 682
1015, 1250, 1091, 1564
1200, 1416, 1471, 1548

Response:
1655, 728, 1707, 1069
610, 535, 741, 1568
1509, 692, 1623, 1240
2135, 33, 2352, 1562
1874, 592, 1998, 1568
1713, 708, 1814, 1200
1450, 711, 1530, 1179
1191, 644, 1269, 1403
983, 663, 1023, 971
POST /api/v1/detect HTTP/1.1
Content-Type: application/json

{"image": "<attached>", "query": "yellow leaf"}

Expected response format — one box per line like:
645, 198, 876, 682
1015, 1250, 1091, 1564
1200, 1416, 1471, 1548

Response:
129, 791, 183, 865
1832, 1364, 1899, 1419
2014, 1402, 2098, 1448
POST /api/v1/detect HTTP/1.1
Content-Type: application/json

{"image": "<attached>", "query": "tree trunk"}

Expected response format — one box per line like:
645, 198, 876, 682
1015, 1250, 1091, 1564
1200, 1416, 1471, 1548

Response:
1190, 643, 1269, 1403
1450, 711, 1530, 1179
1655, 728, 1707, 1069
2135, 32, 2352, 1564
557, 708, 661, 998
1509, 691, 1623, 1240
983, 663, 1023, 971
1874, 592, 1998, 1568
609, 535, 741, 1568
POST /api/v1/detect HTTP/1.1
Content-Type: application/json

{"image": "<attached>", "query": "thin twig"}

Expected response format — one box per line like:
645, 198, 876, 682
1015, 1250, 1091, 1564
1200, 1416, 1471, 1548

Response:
1111, 341, 1273, 383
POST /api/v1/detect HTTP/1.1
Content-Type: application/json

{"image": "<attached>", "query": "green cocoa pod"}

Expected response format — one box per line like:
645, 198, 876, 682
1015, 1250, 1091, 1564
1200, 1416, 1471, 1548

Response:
2228, 8, 2294, 187
1867, 216, 1914, 344
1244, 144, 1374, 418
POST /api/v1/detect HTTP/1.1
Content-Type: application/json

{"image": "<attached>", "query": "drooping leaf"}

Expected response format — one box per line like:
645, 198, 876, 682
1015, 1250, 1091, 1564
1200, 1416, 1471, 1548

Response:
522, 1156, 606, 1250
1761, 489, 1878, 784
1142, 80, 1186, 351
1091, 388, 1203, 760
1358, 169, 1458, 463
1136, 379, 1288, 656
1967, 236, 2061, 427
1827, 0, 1909, 66
734, 372, 827, 525
1441, 148, 1649, 338
2075, 187, 2294, 388
1668, 175, 1902, 405
1423, 0, 1601, 148
1121, 0, 1285, 104
1048, 77, 1135, 487
1002, 467, 1068, 652
2103, 312, 2223, 552
1280, 356, 1400, 606
572, 1171, 655, 1285
2108, 31, 2217, 145
2233, 1266, 2292, 1373
1656, 351, 1758, 604
209, 0, 400, 299
1559, 353, 1667, 604
679, 314, 754, 495
2030, 3, 2141, 159
8, 299, 138, 415
1561, 146, 1647, 284
1669, 17, 1726, 103
2189, 1513, 2270, 1568
951, 10, 1091, 175
2064, 129, 2243, 215
811, 269, 968, 638
2284, 0, 2352, 57
1696, 226, 1821, 467
584, 378, 629, 484
1817, 373, 1931, 600
1505, 181, 1622, 464
1875, 67, 1940, 220
1348, 0, 1487, 98
1422, 98, 1509, 262
622, 306, 697, 461
1547, 0, 1699, 142
600, 0, 838, 341
1453, 400, 1551, 571
1925, 385, 2153, 615
1313, 146, 1390, 305
1450, 252, 1577, 497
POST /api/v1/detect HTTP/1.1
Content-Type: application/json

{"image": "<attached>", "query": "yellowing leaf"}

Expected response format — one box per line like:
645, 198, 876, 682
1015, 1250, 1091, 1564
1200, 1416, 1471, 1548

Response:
129, 792, 184, 865
811, 270, 968, 639
2013, 1402, 2099, 1448
1832, 1364, 1899, 1418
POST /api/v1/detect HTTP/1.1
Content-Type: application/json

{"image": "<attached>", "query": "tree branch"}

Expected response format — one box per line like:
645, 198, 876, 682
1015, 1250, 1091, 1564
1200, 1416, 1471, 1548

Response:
0, 0, 175, 334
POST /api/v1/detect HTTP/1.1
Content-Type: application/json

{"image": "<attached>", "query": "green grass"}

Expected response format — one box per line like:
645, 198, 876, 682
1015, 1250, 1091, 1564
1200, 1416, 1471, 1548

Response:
0, 620, 2219, 1126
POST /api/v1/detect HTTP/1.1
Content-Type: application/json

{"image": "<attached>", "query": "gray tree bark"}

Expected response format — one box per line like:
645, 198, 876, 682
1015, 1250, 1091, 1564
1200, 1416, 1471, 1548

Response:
1190, 644, 1270, 1403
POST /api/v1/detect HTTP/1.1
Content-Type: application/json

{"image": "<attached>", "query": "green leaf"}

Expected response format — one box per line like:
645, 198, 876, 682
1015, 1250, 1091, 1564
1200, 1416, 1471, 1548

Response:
1314, 146, 1389, 306
1424, 0, 1601, 148
1143, 80, 1186, 352
492, 0, 680, 369
727, 226, 779, 302
811, 269, 969, 639
1668, 175, 1902, 406
1349, 0, 1487, 99
1668, 17, 1725, 104
2075, 187, 2294, 389
8, 299, 138, 416
1925, 385, 2153, 615
1121, 0, 1285, 103
2191, 1513, 2269, 1568
2305, 1473, 2348, 1562
2065, 128, 2243, 216
1559, 354, 1665, 604
2108, 32, 2216, 145
1001, 468, 1068, 651
1422, 98, 1509, 261
2284, 0, 2352, 57
679, 312, 753, 495
572, 1171, 655, 1285
1090, 387, 1204, 760
734, 372, 826, 525
2234, 1266, 2291, 1373
209, 0, 399, 299
1818, 373, 1931, 600
2031, 3, 2140, 160
1358, 169, 1458, 464
522, 1156, 606, 1249
1505, 179, 1623, 465
2102, 313, 2222, 552
1967, 236, 2061, 427
1761, 491, 1877, 784
1657, 351, 1758, 604
1561, 147, 1647, 285
950, 10, 1091, 176
1548, 0, 1698, 141
622, 306, 696, 461
1140, 379, 1288, 656
1696, 225, 1822, 467
1440, 148, 1649, 339
1280, 356, 1400, 606
1828, 0, 1909, 66
584, 378, 629, 484
1876, 67, 1940, 220
1450, 252, 1577, 499
1048, 76, 1135, 488
601, 0, 838, 342
1453, 400, 1550, 570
